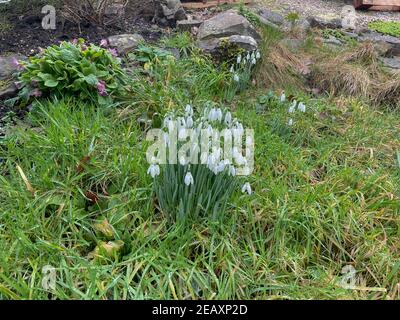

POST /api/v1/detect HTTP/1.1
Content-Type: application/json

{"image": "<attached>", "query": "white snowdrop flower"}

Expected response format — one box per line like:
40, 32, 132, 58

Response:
147, 164, 160, 178
206, 125, 213, 136
280, 92, 286, 103
217, 161, 226, 173
237, 55, 242, 64
178, 117, 186, 129
241, 182, 252, 195
233, 73, 240, 82
213, 147, 221, 161
179, 155, 188, 166
246, 52, 250, 61
186, 116, 193, 128
178, 128, 187, 140
288, 101, 297, 113
185, 104, 193, 116
251, 52, 255, 61
251, 58, 256, 65
184, 172, 194, 186
230, 65, 234, 73
256, 51, 261, 59
216, 108, 223, 122
298, 102, 306, 113
288, 118, 293, 126
208, 108, 218, 121
228, 165, 236, 176
168, 120, 175, 132
200, 152, 208, 164
163, 132, 170, 146
163, 115, 172, 128
224, 111, 232, 125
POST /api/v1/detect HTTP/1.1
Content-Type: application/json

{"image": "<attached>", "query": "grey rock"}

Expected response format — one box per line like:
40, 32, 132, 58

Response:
380, 56, 400, 70
197, 35, 258, 54
107, 34, 144, 55
154, 0, 187, 26
0, 82, 18, 100
323, 36, 343, 47
198, 10, 261, 43
177, 19, 203, 32
257, 8, 284, 26
358, 31, 400, 56
0, 54, 27, 81
258, 16, 280, 29
308, 16, 342, 29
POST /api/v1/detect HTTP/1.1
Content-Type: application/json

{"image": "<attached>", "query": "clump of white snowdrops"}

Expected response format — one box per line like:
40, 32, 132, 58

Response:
226, 49, 261, 100
147, 102, 253, 223
279, 92, 307, 127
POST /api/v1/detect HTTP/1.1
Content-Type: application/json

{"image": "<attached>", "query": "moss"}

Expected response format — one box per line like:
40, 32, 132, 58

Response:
368, 21, 400, 38
321, 29, 357, 46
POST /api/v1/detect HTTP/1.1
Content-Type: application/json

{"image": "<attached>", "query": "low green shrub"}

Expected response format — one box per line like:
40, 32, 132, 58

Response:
368, 20, 400, 38
14, 39, 126, 105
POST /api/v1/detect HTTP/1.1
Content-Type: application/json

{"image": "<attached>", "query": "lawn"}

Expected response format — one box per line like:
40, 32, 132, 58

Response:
0, 25, 399, 300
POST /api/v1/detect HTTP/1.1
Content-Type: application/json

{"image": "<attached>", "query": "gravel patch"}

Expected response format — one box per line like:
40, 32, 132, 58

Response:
263, 0, 400, 27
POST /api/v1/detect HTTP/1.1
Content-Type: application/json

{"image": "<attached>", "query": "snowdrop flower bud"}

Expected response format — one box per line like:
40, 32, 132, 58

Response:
237, 55, 242, 64
224, 111, 232, 125
178, 128, 187, 140
251, 58, 256, 65
179, 155, 188, 166
163, 132, 170, 146
228, 165, 236, 176
251, 52, 255, 61
288, 118, 293, 126
288, 101, 297, 113
256, 51, 261, 59
186, 116, 193, 128
298, 102, 306, 113
163, 115, 172, 128
185, 104, 193, 116
280, 92, 286, 103
147, 164, 160, 178
230, 65, 234, 73
184, 172, 194, 186
233, 73, 240, 82
208, 108, 217, 121
216, 108, 223, 122
241, 182, 252, 195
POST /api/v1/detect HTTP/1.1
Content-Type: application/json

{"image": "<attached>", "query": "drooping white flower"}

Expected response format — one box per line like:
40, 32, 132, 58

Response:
241, 182, 252, 195
251, 58, 257, 65
280, 92, 286, 103
178, 128, 187, 140
179, 155, 188, 166
256, 51, 261, 59
208, 107, 218, 121
216, 160, 226, 173
185, 104, 193, 117
224, 111, 232, 125
147, 164, 160, 178
288, 101, 297, 113
246, 52, 250, 61
288, 118, 293, 126
233, 73, 240, 82
186, 116, 193, 128
216, 108, 223, 122
298, 102, 306, 113
237, 55, 242, 64
163, 132, 170, 146
163, 115, 172, 128
228, 165, 236, 176
230, 65, 234, 73
184, 172, 194, 186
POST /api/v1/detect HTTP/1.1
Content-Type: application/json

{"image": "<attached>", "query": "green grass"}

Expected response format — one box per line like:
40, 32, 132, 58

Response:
368, 21, 400, 38
0, 32, 400, 300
